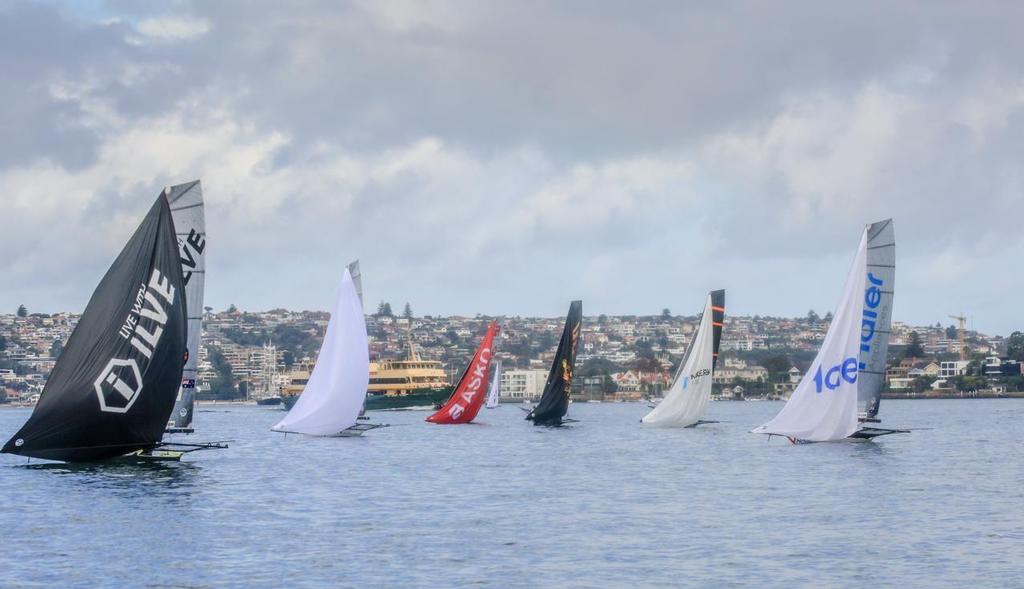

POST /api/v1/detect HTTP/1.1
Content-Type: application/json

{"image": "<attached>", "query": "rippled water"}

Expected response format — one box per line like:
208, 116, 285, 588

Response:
1, 399, 1023, 588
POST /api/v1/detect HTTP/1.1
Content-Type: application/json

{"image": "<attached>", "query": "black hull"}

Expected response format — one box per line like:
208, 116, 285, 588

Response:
4, 442, 159, 463
849, 426, 910, 440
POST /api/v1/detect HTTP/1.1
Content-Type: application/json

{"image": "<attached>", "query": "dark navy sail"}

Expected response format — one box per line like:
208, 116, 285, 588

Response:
2, 194, 187, 461
710, 289, 725, 370
526, 300, 582, 426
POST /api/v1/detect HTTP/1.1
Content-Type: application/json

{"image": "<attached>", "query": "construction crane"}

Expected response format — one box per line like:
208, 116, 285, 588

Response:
949, 314, 967, 362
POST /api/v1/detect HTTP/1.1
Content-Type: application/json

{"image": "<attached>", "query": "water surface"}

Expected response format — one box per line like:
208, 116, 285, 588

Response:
2, 399, 1022, 588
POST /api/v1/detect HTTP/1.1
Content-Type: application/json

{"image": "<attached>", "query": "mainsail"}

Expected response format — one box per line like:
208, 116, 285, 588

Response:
2, 194, 187, 461
859, 219, 895, 420
347, 260, 363, 308
486, 358, 502, 409
642, 290, 725, 427
271, 267, 368, 436
166, 180, 205, 433
752, 228, 868, 442
526, 300, 582, 426
426, 321, 499, 424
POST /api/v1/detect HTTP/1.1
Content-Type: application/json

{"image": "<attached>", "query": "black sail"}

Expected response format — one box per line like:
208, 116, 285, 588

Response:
2, 193, 187, 461
710, 289, 725, 370
526, 300, 582, 426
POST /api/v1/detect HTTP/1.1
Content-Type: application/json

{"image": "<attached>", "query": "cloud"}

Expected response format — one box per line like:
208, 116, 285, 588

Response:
132, 15, 211, 43
1, 1, 1023, 335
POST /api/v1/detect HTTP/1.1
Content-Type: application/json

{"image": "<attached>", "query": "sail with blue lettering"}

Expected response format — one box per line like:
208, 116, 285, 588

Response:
166, 180, 205, 433
2, 193, 188, 461
859, 219, 894, 420
752, 229, 867, 442
642, 290, 725, 427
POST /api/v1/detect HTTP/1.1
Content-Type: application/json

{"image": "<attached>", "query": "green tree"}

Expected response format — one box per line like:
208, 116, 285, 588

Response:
806, 309, 820, 324
1006, 331, 1024, 362
16, 305, 27, 317
761, 354, 792, 382
661, 308, 671, 319
403, 302, 413, 320
946, 324, 959, 339
911, 375, 936, 393
0, 335, 7, 353
208, 347, 237, 399
226, 304, 238, 314
904, 331, 925, 359
580, 357, 620, 377
49, 339, 63, 360
601, 375, 618, 395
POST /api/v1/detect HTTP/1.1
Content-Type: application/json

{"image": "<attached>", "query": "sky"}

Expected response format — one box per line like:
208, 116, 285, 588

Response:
1, 1, 1022, 335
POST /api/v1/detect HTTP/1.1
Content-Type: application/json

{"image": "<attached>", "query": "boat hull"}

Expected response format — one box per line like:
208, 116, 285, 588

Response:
364, 388, 450, 411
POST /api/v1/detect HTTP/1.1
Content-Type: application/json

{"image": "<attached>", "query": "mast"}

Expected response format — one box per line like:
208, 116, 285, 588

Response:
166, 180, 205, 433
2, 193, 188, 461
426, 322, 499, 424
526, 300, 582, 426
859, 219, 894, 421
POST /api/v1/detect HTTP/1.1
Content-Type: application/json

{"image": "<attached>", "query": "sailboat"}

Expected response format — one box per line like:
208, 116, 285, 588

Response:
426, 321, 499, 424
485, 358, 502, 409
526, 300, 582, 426
642, 290, 725, 427
271, 266, 381, 437
2, 189, 192, 462
752, 219, 906, 443
165, 180, 205, 434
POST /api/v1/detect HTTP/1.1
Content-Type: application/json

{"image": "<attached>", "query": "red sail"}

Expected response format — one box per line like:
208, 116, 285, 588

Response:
426, 322, 499, 424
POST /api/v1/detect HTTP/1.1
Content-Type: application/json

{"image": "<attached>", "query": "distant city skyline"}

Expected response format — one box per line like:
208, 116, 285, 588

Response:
2, 2, 1022, 334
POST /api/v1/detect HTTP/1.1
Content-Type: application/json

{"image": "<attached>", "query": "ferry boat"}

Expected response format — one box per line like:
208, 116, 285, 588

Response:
279, 368, 310, 410
365, 342, 451, 410
279, 342, 452, 411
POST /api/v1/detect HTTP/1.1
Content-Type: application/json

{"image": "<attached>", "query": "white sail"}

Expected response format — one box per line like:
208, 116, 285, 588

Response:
272, 268, 368, 436
486, 359, 502, 408
752, 228, 868, 442
642, 293, 715, 427
347, 260, 363, 309
859, 219, 895, 420
166, 180, 205, 431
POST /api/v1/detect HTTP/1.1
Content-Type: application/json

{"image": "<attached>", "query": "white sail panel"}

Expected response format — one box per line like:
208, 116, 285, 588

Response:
642, 293, 714, 427
272, 268, 368, 436
347, 260, 363, 309
486, 359, 502, 409
166, 180, 205, 431
752, 229, 868, 442
859, 219, 895, 419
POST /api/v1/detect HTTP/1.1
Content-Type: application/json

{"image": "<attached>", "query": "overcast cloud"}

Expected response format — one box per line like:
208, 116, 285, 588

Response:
1, 1, 1022, 334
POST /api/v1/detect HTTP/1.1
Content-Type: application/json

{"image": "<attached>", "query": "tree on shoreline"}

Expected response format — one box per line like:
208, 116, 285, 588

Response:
16, 305, 27, 317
